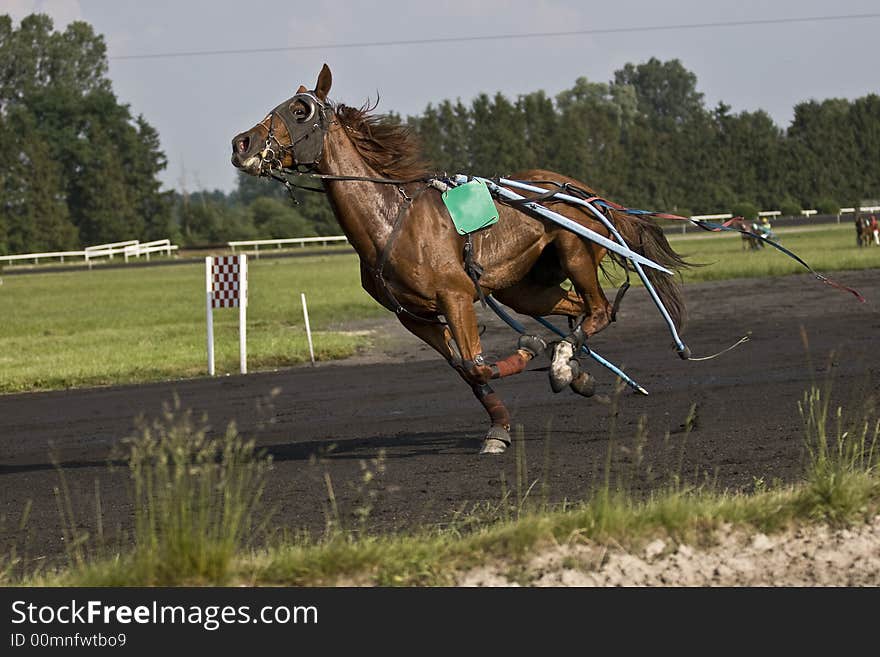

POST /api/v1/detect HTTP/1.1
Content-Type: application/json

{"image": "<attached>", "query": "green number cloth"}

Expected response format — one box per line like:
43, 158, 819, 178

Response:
442, 180, 499, 235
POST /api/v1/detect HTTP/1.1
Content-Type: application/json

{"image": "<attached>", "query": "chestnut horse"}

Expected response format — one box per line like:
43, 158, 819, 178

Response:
729, 218, 762, 251
231, 65, 688, 454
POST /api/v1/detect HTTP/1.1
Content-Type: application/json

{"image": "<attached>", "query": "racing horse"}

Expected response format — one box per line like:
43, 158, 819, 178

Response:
730, 218, 762, 250
856, 215, 872, 247
231, 64, 688, 454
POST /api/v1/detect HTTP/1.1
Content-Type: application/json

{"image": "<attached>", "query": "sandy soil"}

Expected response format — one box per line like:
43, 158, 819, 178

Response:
459, 515, 880, 587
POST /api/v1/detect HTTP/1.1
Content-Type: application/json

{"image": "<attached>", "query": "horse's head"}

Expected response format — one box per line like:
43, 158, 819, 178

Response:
231, 64, 334, 176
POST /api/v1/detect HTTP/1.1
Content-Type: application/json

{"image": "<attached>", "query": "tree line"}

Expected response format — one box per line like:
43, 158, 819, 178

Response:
1, 14, 878, 255
0, 14, 170, 255
408, 59, 879, 217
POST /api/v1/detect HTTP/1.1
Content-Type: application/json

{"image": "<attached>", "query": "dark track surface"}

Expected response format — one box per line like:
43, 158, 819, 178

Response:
1, 269, 878, 565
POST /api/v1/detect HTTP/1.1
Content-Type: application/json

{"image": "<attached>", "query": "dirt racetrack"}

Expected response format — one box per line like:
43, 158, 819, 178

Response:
1, 268, 878, 566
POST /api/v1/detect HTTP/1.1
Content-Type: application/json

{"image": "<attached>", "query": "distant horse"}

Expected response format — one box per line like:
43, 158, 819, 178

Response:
730, 218, 762, 250
856, 216, 872, 247
231, 65, 688, 454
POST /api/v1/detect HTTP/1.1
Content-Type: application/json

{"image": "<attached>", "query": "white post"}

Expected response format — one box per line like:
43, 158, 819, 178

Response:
205, 256, 215, 376
301, 292, 315, 366
239, 254, 248, 374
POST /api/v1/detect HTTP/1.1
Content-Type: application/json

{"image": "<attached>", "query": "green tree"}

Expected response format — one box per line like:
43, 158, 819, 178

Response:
0, 108, 78, 252
815, 198, 840, 215
226, 57, 880, 226
555, 77, 631, 198
778, 197, 802, 218
731, 201, 759, 221
177, 194, 257, 244
468, 93, 517, 175
0, 13, 171, 252
613, 58, 704, 129
234, 171, 338, 235
248, 197, 316, 238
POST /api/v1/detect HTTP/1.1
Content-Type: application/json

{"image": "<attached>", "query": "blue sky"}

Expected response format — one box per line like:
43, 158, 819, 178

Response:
5, 0, 879, 193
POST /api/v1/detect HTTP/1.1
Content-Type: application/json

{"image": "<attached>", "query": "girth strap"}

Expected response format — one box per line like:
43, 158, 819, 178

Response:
372, 185, 446, 325
463, 234, 489, 309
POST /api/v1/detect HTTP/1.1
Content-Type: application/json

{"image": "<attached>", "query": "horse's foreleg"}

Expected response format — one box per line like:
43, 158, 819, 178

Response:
471, 383, 512, 454
437, 290, 512, 454
396, 314, 460, 367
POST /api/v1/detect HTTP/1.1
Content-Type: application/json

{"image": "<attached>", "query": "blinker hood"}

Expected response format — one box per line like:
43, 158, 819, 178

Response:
270, 91, 331, 168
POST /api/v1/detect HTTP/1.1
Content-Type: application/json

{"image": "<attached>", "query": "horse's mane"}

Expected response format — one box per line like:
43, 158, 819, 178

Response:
333, 100, 430, 180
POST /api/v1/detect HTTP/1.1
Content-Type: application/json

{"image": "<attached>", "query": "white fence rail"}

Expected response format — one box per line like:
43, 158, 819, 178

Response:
673, 206, 880, 233
84, 240, 139, 263
0, 250, 86, 265
228, 235, 350, 256
0, 238, 179, 267
841, 206, 880, 214
5, 203, 880, 267
122, 239, 178, 261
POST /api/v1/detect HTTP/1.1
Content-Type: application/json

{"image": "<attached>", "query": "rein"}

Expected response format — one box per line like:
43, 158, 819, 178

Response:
265, 170, 449, 325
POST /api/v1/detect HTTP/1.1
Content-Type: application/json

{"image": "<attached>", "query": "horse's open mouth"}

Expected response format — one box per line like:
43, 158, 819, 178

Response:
244, 156, 263, 175
231, 153, 263, 176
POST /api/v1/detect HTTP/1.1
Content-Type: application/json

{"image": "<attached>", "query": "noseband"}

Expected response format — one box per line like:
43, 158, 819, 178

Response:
262, 91, 333, 173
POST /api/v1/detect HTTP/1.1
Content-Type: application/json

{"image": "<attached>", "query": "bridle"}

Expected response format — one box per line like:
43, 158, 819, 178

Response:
260, 90, 334, 175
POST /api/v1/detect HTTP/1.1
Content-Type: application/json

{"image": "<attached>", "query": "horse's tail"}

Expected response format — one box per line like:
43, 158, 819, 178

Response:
608, 211, 691, 332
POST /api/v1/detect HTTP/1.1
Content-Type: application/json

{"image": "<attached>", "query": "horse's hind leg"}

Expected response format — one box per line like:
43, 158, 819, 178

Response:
547, 235, 612, 393
491, 280, 584, 377
493, 281, 595, 396
398, 300, 511, 455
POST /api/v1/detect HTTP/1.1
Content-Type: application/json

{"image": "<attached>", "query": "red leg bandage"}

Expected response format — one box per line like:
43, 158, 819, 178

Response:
491, 350, 532, 379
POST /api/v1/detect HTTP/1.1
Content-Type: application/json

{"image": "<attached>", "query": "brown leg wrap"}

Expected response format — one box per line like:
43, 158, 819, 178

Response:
473, 384, 511, 430
490, 350, 532, 379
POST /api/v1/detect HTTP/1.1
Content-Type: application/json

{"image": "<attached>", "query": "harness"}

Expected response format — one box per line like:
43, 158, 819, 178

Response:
371, 183, 446, 324
263, 91, 334, 172
256, 88, 863, 393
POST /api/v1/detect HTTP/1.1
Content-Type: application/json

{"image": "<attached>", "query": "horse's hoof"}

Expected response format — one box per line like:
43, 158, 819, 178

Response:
517, 334, 547, 358
549, 340, 576, 392
570, 370, 595, 397
479, 425, 510, 455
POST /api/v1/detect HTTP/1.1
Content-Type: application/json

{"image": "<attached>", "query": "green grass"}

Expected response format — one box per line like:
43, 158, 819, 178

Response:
0, 254, 385, 393
667, 223, 879, 283
7, 383, 877, 587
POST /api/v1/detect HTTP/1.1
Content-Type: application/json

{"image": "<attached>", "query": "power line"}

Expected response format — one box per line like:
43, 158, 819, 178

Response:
109, 12, 880, 61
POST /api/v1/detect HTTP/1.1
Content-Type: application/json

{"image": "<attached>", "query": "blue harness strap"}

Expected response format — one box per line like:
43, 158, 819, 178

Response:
496, 178, 691, 358
485, 295, 649, 396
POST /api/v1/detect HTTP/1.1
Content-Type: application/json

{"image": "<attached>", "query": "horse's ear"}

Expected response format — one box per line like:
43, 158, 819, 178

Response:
314, 64, 332, 101
296, 85, 307, 93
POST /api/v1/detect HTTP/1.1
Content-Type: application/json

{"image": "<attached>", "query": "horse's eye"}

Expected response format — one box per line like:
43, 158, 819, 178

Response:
292, 102, 308, 119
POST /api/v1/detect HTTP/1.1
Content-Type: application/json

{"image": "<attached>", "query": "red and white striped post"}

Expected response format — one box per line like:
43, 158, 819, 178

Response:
205, 254, 248, 375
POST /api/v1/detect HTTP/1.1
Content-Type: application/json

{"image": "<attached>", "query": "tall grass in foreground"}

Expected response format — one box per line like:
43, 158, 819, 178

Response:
799, 384, 879, 523
8, 383, 879, 586
122, 399, 273, 584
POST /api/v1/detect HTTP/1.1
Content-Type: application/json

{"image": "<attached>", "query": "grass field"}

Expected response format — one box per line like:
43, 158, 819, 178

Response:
0, 255, 385, 393
0, 223, 877, 393
668, 223, 879, 283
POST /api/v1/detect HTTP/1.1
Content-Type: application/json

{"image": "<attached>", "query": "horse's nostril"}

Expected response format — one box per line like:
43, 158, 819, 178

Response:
236, 137, 250, 154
